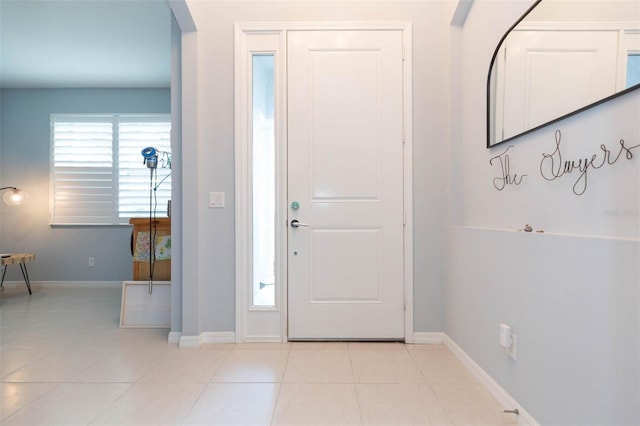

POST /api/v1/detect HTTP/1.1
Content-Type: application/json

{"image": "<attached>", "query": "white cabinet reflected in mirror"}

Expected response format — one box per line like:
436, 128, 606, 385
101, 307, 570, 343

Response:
487, 0, 640, 148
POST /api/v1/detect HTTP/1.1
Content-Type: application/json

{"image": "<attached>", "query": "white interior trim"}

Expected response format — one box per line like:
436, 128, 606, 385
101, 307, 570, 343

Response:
451, 0, 474, 27
236, 21, 414, 31
413, 332, 445, 344
443, 335, 540, 426
235, 26, 288, 343
402, 24, 414, 343
453, 225, 640, 243
202, 0, 445, 2
234, 24, 250, 343
168, 0, 197, 33
201, 331, 236, 344
515, 21, 640, 32
243, 336, 284, 343
235, 21, 414, 343
179, 331, 236, 348
178, 335, 201, 349
168, 331, 182, 344
0, 280, 122, 288
178, 27, 201, 343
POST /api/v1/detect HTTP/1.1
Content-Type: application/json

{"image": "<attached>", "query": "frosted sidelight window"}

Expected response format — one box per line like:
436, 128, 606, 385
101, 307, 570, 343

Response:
252, 54, 276, 307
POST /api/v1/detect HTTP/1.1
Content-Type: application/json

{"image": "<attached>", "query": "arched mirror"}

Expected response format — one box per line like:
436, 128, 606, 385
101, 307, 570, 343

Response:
487, 0, 640, 148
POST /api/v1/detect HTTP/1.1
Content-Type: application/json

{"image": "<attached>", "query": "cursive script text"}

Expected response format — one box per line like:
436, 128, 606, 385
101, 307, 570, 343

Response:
540, 130, 640, 195
490, 145, 527, 190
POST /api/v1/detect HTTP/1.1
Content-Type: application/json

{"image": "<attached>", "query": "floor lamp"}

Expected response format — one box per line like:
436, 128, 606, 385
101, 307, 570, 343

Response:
140, 147, 171, 294
0, 187, 28, 205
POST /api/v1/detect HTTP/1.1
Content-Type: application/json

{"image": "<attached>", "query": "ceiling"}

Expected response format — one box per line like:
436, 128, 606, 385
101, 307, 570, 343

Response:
0, 0, 171, 89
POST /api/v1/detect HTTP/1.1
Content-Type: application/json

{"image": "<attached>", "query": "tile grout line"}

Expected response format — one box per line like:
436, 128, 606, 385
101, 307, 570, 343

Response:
268, 345, 291, 426
347, 346, 365, 425
0, 381, 64, 423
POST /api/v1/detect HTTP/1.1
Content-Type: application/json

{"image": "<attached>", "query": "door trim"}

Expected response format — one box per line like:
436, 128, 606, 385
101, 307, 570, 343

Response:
234, 21, 413, 343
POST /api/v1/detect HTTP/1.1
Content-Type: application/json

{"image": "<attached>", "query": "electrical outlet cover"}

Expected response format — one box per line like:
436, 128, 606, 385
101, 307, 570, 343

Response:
507, 334, 517, 360
209, 192, 225, 208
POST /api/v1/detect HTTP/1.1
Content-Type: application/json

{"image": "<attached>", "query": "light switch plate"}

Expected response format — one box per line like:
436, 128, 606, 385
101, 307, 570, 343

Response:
209, 192, 225, 208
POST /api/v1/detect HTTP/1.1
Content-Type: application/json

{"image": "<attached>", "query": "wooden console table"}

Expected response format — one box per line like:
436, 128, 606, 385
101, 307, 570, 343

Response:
1, 253, 35, 294
130, 218, 171, 281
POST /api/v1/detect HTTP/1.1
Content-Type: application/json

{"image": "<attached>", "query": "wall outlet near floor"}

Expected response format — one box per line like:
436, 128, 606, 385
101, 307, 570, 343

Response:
507, 334, 517, 360
88, 257, 95, 267
209, 191, 225, 208
499, 323, 512, 347
499, 323, 517, 360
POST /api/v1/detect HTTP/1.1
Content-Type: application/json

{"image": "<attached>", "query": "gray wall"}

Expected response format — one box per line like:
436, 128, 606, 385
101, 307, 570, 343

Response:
180, 1, 454, 335
0, 91, 3, 242
170, 14, 184, 334
447, 0, 640, 424
0, 88, 170, 282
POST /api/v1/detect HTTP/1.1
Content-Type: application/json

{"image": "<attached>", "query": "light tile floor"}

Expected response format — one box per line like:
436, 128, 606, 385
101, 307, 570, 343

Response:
0, 287, 518, 425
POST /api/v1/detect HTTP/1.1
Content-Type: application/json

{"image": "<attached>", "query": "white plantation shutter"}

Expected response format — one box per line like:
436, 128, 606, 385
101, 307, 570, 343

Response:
118, 117, 172, 220
51, 117, 116, 224
51, 114, 171, 225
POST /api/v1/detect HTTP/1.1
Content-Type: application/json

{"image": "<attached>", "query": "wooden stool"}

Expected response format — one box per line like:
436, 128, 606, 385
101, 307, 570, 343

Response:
1, 253, 35, 295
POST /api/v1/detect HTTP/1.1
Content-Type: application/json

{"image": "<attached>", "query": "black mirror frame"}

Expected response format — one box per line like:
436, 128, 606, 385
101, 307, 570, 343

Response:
486, 0, 640, 149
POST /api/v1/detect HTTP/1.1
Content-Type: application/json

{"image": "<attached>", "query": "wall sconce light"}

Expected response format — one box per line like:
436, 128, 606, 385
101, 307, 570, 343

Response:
0, 187, 29, 205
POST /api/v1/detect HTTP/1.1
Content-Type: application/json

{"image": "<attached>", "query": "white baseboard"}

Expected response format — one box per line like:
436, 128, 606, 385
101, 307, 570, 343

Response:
201, 331, 236, 344
443, 335, 539, 426
168, 331, 181, 344
179, 331, 236, 348
243, 336, 284, 343
179, 335, 202, 349
412, 332, 445, 344
1, 280, 122, 289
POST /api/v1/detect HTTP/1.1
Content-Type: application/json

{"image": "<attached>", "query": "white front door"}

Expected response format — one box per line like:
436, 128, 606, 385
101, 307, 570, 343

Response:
287, 30, 405, 340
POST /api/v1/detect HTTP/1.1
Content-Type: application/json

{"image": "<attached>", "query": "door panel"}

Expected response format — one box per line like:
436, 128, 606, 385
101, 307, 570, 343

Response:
311, 228, 382, 302
309, 49, 382, 200
287, 30, 404, 340
502, 30, 618, 140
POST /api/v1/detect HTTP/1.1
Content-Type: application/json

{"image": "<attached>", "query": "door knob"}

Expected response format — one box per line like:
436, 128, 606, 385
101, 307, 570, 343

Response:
290, 219, 308, 228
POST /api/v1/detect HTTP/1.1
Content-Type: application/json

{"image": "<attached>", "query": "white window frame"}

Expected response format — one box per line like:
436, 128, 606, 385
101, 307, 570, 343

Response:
235, 29, 287, 342
50, 113, 171, 226
620, 30, 640, 89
